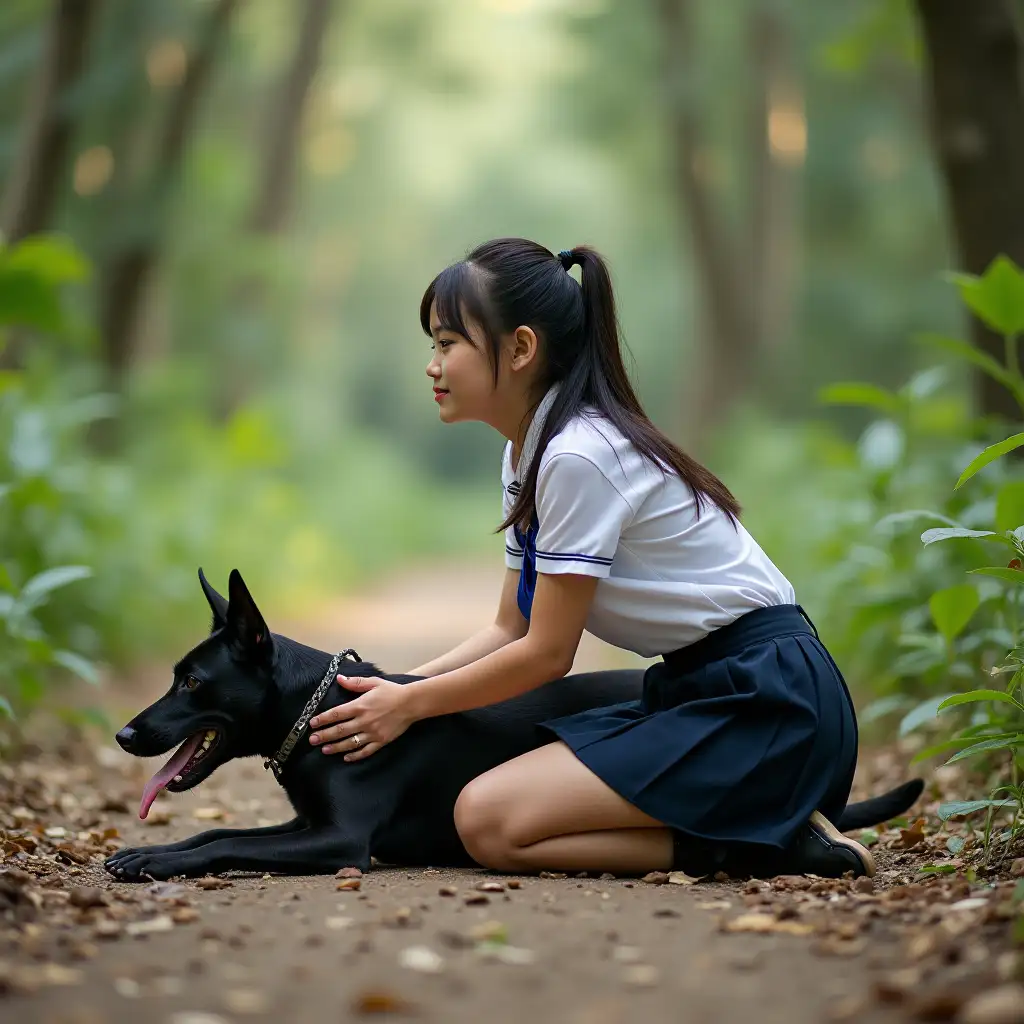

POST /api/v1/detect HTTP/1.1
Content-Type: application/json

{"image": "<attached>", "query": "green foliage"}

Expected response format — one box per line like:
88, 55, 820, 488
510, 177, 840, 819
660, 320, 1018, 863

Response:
0, 235, 104, 721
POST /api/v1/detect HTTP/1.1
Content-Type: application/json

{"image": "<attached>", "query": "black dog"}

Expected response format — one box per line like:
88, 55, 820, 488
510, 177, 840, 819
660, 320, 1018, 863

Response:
105, 569, 923, 881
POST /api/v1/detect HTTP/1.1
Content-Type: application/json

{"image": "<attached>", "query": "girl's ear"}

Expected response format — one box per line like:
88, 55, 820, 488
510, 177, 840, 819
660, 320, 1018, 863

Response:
510, 325, 539, 371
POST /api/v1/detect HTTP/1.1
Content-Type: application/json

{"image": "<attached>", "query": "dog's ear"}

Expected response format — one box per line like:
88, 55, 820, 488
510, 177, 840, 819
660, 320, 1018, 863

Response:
225, 569, 271, 659
198, 568, 229, 632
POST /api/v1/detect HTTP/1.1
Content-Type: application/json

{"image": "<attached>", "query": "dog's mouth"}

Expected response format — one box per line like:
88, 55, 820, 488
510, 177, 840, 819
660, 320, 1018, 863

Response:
138, 728, 223, 820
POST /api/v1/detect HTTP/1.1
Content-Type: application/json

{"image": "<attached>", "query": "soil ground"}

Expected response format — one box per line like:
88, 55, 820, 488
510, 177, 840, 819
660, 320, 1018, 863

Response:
1, 563, 1021, 1024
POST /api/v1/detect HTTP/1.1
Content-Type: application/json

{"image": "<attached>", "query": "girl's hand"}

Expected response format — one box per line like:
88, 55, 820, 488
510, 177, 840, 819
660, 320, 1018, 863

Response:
307, 676, 415, 761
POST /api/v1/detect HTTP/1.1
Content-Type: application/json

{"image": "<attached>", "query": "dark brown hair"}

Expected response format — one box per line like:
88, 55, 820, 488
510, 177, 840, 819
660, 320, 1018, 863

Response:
419, 237, 740, 531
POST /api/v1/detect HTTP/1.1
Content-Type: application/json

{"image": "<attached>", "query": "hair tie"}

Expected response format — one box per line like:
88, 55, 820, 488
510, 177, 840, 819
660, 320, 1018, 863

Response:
557, 249, 576, 271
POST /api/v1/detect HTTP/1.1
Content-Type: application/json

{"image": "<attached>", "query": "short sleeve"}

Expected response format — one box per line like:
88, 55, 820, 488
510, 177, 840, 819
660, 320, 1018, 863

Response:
501, 444, 523, 570
534, 453, 634, 577
503, 480, 524, 570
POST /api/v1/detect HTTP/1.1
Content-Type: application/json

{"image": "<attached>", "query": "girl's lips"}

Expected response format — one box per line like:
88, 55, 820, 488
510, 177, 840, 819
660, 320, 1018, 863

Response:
433, 388, 449, 402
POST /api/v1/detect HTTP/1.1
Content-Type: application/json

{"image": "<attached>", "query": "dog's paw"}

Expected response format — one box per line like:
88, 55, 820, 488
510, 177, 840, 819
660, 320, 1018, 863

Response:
105, 852, 191, 882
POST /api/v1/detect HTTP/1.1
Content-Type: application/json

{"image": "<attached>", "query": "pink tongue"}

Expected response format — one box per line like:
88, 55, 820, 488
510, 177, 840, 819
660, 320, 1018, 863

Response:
138, 732, 204, 819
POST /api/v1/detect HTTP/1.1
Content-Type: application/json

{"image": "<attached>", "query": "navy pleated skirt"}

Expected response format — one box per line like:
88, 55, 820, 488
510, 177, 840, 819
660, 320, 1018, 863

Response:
540, 605, 858, 862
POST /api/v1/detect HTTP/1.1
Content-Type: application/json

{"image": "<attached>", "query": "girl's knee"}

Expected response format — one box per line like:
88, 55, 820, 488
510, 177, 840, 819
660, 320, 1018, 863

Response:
454, 778, 520, 870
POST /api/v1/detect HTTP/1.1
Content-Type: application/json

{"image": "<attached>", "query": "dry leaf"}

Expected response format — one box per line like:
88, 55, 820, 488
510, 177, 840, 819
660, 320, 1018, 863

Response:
898, 818, 926, 849
195, 876, 232, 890
721, 913, 814, 936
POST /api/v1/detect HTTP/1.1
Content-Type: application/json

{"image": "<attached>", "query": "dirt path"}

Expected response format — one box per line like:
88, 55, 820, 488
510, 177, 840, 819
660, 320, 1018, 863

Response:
2, 563, 1020, 1024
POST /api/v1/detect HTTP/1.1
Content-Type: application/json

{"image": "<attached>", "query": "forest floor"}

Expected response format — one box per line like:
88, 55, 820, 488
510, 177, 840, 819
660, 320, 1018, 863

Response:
1, 562, 1022, 1024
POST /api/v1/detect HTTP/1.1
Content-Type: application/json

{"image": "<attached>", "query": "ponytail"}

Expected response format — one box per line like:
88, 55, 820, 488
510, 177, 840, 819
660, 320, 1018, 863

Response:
419, 238, 740, 534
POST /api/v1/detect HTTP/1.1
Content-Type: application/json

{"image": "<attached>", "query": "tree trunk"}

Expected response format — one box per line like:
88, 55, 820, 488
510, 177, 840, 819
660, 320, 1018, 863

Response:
98, 0, 237, 383
914, 0, 1024, 422
656, 0, 800, 445
216, 0, 335, 419
0, 0, 101, 245
248, 0, 333, 234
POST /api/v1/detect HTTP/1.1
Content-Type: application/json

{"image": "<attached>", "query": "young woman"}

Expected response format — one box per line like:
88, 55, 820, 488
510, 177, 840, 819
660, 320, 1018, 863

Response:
305, 238, 873, 880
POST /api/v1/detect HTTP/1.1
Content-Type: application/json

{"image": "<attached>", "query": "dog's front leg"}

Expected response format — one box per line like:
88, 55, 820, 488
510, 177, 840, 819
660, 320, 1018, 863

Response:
111, 826, 368, 881
105, 817, 305, 877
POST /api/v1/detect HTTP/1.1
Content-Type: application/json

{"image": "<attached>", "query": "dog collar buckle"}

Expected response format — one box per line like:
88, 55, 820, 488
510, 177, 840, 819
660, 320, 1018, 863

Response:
265, 648, 362, 779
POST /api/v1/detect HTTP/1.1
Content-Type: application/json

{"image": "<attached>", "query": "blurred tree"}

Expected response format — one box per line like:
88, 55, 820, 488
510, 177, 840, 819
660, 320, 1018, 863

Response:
657, 0, 801, 441
217, 0, 337, 418
97, 0, 237, 387
0, 0, 101, 245
913, 0, 1024, 423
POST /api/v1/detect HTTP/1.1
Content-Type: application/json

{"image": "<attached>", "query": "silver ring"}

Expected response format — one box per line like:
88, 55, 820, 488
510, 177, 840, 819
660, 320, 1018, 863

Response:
351, 733, 361, 747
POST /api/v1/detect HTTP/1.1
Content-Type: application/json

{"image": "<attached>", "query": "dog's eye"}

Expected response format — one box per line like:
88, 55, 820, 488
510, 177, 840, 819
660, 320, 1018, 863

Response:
184, 676, 200, 690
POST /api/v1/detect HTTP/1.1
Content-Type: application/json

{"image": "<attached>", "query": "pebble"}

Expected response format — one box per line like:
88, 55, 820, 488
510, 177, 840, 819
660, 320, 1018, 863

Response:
622, 964, 660, 988
959, 985, 1024, 1024
399, 946, 444, 974
222, 989, 269, 1015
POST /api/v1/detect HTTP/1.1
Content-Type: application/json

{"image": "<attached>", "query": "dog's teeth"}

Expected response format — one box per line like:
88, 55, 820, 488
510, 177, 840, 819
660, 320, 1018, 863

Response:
201, 738, 211, 750
204, 730, 215, 742
173, 775, 182, 782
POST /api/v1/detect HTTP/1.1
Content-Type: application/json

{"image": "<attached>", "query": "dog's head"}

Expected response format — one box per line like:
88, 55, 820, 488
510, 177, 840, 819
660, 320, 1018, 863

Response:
116, 568, 278, 819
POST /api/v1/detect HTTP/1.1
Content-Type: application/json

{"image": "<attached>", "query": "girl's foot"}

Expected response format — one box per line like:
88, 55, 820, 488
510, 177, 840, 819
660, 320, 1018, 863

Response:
788, 810, 875, 878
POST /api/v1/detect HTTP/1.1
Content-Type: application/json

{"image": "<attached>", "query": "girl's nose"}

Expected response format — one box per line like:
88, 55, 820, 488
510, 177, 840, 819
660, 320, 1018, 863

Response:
426, 356, 441, 378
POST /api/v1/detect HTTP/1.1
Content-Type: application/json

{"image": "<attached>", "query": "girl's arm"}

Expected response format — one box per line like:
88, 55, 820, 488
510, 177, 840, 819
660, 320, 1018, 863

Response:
407, 569, 527, 677
404, 572, 598, 720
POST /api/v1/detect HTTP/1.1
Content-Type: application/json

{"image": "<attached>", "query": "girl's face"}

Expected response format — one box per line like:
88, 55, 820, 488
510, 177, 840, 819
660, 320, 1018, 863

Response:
426, 300, 501, 426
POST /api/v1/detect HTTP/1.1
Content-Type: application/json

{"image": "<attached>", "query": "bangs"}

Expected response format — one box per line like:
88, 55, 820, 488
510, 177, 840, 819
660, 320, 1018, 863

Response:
419, 261, 494, 348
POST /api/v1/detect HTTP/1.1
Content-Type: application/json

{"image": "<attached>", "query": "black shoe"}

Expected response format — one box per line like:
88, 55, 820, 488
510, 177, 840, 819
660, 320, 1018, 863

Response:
784, 811, 875, 879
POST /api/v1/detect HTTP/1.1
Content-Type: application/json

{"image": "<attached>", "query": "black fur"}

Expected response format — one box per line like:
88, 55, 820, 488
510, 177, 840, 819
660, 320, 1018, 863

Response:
105, 569, 923, 881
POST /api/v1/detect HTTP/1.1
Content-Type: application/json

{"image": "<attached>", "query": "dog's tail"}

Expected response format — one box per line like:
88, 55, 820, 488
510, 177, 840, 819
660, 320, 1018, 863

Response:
836, 779, 925, 833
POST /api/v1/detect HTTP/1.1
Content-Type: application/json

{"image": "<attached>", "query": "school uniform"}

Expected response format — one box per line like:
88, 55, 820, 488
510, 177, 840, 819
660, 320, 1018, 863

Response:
503, 387, 860, 876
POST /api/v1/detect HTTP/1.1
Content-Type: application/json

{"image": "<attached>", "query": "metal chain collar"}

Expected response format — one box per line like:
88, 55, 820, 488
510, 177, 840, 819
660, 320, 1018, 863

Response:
264, 648, 362, 779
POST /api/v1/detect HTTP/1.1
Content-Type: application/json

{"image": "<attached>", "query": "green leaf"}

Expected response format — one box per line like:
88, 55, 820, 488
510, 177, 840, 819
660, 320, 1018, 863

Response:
946, 836, 965, 855
51, 650, 100, 686
955, 433, 1024, 489
918, 863, 958, 874
947, 255, 1024, 337
915, 332, 1024, 395
19, 565, 92, 608
899, 693, 959, 737
969, 567, 1024, 584
910, 732, 1020, 763
3, 234, 90, 284
860, 694, 913, 723
929, 584, 980, 642
921, 527, 997, 545
997, 481, 1024, 533
945, 735, 1024, 764
817, 382, 900, 413
0, 695, 12, 719
937, 799, 1018, 820
938, 690, 1024, 713
859, 828, 879, 847
875, 509, 962, 532
0, 269, 64, 332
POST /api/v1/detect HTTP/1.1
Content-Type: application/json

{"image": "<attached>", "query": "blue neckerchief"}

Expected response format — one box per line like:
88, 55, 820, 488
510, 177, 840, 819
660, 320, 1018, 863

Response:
514, 512, 540, 620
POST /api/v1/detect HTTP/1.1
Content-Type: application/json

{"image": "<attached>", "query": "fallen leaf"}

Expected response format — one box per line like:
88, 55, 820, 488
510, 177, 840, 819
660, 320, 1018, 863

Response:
352, 990, 416, 1015
193, 807, 225, 821
898, 818, 926, 849
195, 876, 232, 890
721, 913, 814, 936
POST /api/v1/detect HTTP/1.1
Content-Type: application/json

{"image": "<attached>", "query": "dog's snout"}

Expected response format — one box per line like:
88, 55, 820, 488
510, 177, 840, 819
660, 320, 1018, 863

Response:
115, 725, 137, 751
